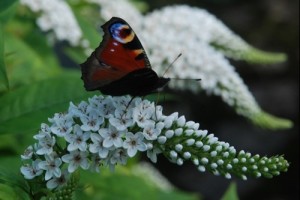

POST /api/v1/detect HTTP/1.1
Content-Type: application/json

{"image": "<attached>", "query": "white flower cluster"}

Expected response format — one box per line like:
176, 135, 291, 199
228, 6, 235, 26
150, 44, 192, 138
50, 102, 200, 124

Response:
142, 5, 254, 59
20, 0, 86, 47
142, 18, 261, 116
20, 96, 164, 189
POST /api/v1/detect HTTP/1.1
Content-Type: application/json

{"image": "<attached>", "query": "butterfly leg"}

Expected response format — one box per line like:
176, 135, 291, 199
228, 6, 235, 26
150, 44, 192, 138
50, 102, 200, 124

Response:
126, 96, 136, 110
120, 96, 136, 119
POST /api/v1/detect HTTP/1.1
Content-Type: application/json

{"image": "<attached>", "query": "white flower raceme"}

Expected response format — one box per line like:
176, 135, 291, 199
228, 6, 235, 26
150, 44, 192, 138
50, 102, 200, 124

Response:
20, 96, 289, 190
20, 0, 85, 47
93, 0, 291, 129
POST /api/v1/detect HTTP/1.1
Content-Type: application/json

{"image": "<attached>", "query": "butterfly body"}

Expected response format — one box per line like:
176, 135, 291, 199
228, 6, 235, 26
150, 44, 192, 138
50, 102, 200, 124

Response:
81, 17, 170, 96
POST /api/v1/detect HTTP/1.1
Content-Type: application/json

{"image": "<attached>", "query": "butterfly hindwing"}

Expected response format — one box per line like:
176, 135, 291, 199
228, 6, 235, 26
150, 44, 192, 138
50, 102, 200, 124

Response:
81, 17, 150, 91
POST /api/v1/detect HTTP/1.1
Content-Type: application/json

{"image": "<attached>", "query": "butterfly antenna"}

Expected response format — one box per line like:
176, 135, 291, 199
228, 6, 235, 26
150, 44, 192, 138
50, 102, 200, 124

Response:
171, 77, 201, 81
162, 53, 182, 77
162, 53, 201, 81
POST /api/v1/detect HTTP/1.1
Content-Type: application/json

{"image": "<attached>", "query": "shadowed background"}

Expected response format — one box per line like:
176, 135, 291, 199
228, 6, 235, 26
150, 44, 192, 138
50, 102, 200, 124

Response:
142, 0, 299, 199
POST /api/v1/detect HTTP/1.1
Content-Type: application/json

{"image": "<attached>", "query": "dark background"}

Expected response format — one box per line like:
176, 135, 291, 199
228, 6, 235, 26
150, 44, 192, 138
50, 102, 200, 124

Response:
143, 0, 299, 199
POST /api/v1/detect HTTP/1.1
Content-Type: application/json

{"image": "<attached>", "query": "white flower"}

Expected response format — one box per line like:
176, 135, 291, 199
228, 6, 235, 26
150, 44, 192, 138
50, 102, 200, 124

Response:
89, 133, 109, 158
136, 100, 155, 111
110, 148, 128, 165
88, 95, 105, 109
109, 108, 134, 131
46, 170, 69, 189
133, 103, 155, 128
112, 96, 132, 110
21, 160, 43, 179
153, 105, 164, 121
21, 145, 34, 160
90, 154, 102, 173
33, 131, 48, 140
80, 110, 104, 132
38, 154, 62, 180
143, 123, 161, 140
50, 113, 73, 137
147, 147, 162, 163
33, 123, 51, 140
65, 125, 90, 151
35, 132, 56, 155
62, 150, 90, 173
98, 96, 116, 118
163, 113, 178, 129
69, 101, 89, 117
123, 132, 147, 157
99, 125, 124, 148
40, 123, 51, 134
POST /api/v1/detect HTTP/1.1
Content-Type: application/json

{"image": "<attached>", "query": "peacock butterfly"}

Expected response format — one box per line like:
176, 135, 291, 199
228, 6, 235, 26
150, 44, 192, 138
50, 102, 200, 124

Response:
80, 17, 170, 96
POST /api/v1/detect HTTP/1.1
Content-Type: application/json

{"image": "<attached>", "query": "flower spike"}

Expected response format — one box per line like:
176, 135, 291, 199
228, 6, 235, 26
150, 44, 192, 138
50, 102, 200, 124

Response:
21, 95, 289, 191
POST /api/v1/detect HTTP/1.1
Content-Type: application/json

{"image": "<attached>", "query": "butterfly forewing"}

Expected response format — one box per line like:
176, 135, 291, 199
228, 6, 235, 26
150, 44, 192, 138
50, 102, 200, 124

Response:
80, 17, 170, 96
99, 18, 151, 71
81, 17, 150, 90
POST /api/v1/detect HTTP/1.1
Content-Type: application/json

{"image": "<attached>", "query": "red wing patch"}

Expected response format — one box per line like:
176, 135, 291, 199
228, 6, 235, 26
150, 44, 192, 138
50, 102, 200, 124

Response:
81, 17, 151, 91
98, 38, 147, 72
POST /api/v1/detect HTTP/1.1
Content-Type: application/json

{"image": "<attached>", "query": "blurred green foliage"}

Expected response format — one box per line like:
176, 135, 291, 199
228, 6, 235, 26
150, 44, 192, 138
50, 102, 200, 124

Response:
221, 182, 239, 200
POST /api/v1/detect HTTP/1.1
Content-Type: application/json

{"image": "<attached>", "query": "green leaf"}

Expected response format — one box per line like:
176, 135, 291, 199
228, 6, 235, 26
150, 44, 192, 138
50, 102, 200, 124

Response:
64, 6, 101, 63
0, 0, 19, 13
78, 168, 199, 200
64, 46, 88, 64
0, 134, 19, 154
0, 130, 36, 153
0, 23, 9, 92
4, 33, 61, 90
0, 157, 30, 200
0, 71, 97, 134
0, 0, 18, 24
0, 184, 25, 200
221, 182, 239, 200
25, 33, 61, 69
72, 7, 101, 50
130, 0, 149, 12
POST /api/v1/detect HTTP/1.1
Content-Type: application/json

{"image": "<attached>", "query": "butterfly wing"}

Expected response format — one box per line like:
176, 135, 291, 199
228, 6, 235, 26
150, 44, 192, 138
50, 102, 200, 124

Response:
81, 17, 151, 91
